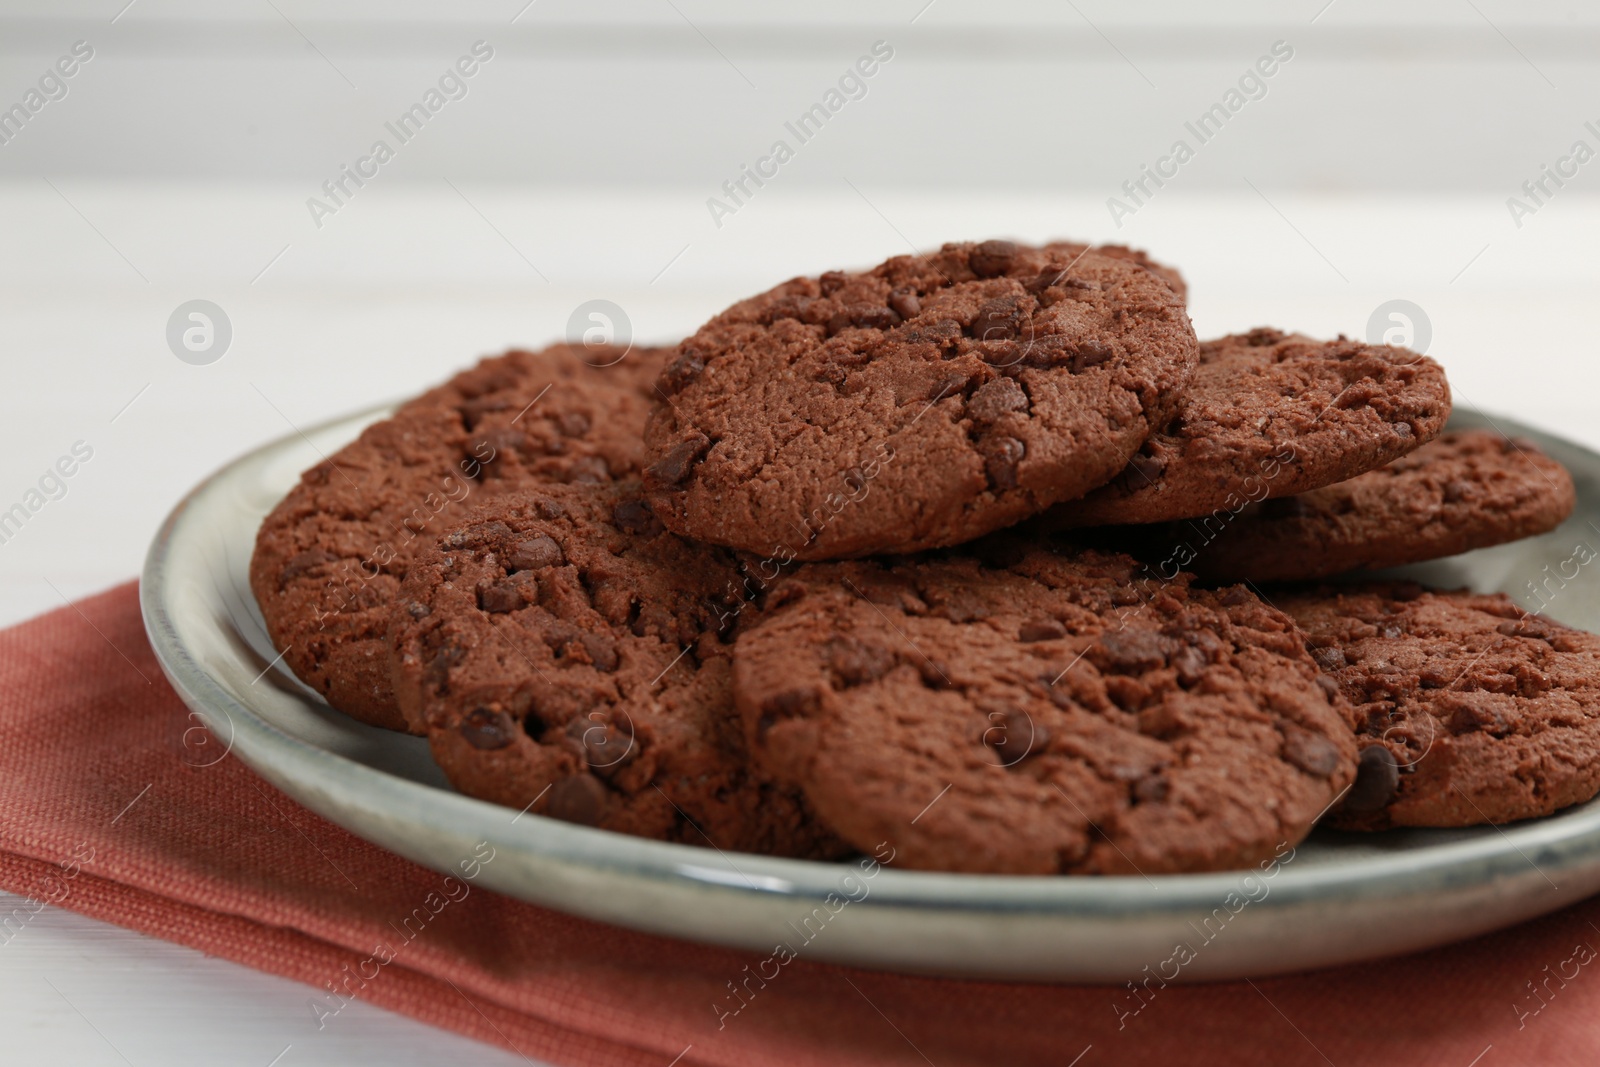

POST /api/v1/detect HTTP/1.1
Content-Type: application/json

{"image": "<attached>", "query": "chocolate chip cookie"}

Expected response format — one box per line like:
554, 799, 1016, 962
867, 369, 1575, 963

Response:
643, 240, 1200, 560
1282, 583, 1600, 831
732, 545, 1355, 874
1182, 430, 1575, 583
1042, 329, 1452, 528
250, 344, 668, 732
389, 481, 846, 857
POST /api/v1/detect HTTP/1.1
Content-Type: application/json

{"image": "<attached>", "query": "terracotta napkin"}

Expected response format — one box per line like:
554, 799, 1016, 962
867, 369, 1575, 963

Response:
3, 582, 1599, 1066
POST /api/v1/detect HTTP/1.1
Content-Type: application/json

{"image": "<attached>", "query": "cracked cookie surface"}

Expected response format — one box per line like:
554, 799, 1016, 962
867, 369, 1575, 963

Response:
1186, 429, 1575, 583
1044, 329, 1451, 528
642, 240, 1199, 560
389, 481, 846, 858
1282, 583, 1600, 831
249, 344, 667, 732
731, 543, 1355, 874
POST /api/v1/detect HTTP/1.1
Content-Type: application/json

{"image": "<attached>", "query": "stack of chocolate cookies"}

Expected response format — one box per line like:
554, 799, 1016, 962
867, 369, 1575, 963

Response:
250, 240, 1593, 875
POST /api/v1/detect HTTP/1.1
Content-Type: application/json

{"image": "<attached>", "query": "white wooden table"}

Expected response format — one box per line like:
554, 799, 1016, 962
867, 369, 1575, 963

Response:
2, 184, 1598, 1064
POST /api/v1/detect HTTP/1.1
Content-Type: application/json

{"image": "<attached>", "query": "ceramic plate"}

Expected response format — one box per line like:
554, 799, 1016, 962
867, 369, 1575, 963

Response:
141, 405, 1600, 982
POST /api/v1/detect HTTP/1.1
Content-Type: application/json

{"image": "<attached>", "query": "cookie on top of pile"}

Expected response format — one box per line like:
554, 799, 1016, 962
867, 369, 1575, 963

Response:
642, 240, 1200, 559
250, 238, 1591, 876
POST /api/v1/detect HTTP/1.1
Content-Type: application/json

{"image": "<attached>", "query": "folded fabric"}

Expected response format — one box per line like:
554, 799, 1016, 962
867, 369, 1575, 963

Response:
2, 582, 1597, 1066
